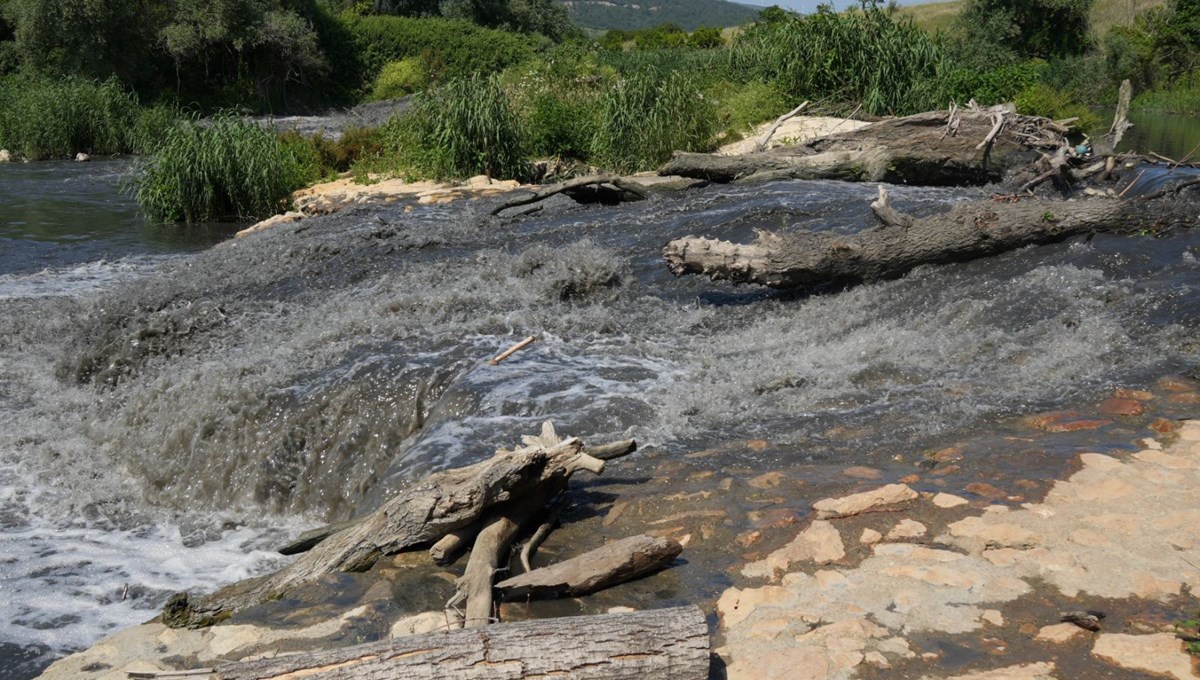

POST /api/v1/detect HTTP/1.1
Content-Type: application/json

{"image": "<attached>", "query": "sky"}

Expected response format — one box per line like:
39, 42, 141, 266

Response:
737, 0, 935, 11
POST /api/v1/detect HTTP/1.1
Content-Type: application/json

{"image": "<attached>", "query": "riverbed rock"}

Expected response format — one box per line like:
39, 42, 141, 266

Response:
1035, 623, 1087, 644
1091, 633, 1197, 679
1098, 397, 1146, 416
930, 663, 1058, 680
932, 492, 969, 508
0, 149, 11, 162
236, 211, 306, 238
75, 153, 90, 162
812, 483, 918, 519
886, 519, 927, 540
742, 520, 845, 578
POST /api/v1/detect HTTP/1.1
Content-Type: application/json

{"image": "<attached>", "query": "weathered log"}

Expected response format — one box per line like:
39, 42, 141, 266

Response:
429, 523, 479, 566
1095, 79, 1133, 157
498, 534, 683, 600
755, 101, 809, 151
211, 606, 710, 680
491, 175, 648, 215
660, 109, 1061, 187
663, 193, 1197, 289
446, 489, 560, 628
168, 423, 607, 627
275, 437, 638, 559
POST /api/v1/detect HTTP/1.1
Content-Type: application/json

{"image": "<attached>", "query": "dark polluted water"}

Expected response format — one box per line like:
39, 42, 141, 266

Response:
2, 162, 1199, 677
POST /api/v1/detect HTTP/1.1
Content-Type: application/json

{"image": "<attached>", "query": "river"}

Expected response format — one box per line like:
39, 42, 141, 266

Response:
2, 151, 1199, 678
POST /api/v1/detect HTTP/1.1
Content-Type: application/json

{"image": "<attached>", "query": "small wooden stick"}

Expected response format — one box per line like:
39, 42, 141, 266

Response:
520, 507, 560, 572
755, 101, 810, 151
869, 186, 915, 228
489, 336, 536, 365
976, 112, 1006, 151
1118, 169, 1146, 198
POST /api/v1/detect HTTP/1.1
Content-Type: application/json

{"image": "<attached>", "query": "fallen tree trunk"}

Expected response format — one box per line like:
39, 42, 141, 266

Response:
661, 107, 1058, 187
166, 424, 611, 628
663, 193, 1197, 289
498, 534, 683, 600
211, 606, 710, 680
491, 175, 648, 215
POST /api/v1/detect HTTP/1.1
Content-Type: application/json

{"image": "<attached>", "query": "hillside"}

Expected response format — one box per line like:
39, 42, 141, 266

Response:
560, 0, 762, 31
897, 0, 1165, 36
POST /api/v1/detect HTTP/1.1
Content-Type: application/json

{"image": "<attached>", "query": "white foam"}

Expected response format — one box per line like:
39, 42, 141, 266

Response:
0, 257, 168, 301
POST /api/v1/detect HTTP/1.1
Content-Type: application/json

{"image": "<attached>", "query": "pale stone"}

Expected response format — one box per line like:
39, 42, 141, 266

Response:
236, 211, 305, 238
390, 611, 446, 638
1142, 438, 1163, 450
717, 585, 797, 628
1092, 633, 1196, 679
981, 609, 1004, 626
814, 569, 848, 588
864, 650, 890, 667
876, 636, 915, 658
207, 625, 263, 656
1035, 623, 1087, 643
1135, 450, 1198, 469
886, 519, 928, 540
932, 492, 969, 508
812, 483, 918, 519
0, 149, 11, 162
947, 517, 1042, 551
75, 152, 91, 162
742, 520, 845, 579
1068, 528, 1113, 548
860, 528, 883, 545
1079, 453, 1124, 470
606, 606, 636, 614
931, 662, 1057, 680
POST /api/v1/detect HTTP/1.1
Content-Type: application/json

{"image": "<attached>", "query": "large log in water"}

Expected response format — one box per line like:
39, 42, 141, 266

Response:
660, 108, 1062, 186
663, 192, 1197, 289
212, 606, 711, 680
165, 429, 608, 628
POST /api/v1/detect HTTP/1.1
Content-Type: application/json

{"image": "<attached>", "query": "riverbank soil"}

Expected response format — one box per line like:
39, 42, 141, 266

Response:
37, 375, 1200, 679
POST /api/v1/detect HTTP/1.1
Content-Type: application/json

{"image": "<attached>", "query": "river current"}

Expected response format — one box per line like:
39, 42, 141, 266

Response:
2, 160, 1199, 678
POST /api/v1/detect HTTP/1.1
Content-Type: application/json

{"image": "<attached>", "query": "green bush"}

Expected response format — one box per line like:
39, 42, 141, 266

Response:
937, 59, 1049, 105
0, 75, 142, 159
371, 57, 427, 100
1133, 84, 1200, 114
523, 89, 596, 160
346, 14, 540, 89
133, 116, 315, 223
711, 79, 788, 135
592, 69, 716, 173
371, 75, 526, 180
1014, 83, 1102, 131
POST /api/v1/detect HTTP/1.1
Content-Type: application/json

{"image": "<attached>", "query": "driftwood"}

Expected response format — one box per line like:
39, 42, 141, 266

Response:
491, 175, 649, 215
166, 423, 618, 627
755, 100, 809, 151
663, 193, 1197, 289
660, 106, 1057, 187
498, 534, 683, 600
489, 335, 537, 365
211, 606, 710, 680
1095, 79, 1132, 157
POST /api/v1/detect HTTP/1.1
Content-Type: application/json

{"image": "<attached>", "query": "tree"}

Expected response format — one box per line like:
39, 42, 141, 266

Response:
957, 0, 1095, 61
688, 25, 724, 49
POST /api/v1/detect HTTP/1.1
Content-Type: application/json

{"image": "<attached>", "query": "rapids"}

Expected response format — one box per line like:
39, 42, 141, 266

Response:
2, 162, 1199, 677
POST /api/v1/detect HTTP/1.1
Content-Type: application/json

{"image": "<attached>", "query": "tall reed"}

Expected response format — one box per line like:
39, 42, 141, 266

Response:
376, 75, 526, 180
133, 116, 315, 223
592, 69, 717, 173
0, 76, 143, 159
729, 7, 948, 116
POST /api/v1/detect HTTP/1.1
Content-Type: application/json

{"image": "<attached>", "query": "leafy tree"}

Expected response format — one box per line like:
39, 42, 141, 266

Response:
957, 0, 1095, 62
757, 5, 791, 24
4, 0, 156, 85
438, 0, 579, 41
634, 22, 687, 49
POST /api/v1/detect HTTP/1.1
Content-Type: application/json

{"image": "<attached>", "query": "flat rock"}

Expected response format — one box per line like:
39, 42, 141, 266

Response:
813, 483, 918, 519
1035, 622, 1087, 643
886, 519, 928, 540
927, 663, 1057, 680
743, 520, 845, 578
933, 492, 969, 508
1092, 633, 1197, 679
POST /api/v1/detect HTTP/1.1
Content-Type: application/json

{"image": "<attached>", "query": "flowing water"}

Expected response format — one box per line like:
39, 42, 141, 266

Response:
2, 160, 1200, 678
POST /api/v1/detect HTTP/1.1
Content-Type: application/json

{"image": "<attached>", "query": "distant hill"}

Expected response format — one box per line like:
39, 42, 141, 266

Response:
560, 0, 762, 32
896, 0, 1165, 36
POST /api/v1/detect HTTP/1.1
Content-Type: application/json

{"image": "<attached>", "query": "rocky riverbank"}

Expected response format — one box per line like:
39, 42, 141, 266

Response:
39, 378, 1200, 679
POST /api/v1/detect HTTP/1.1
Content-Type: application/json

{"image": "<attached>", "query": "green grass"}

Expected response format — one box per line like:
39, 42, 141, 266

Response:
0, 76, 146, 160
133, 116, 318, 223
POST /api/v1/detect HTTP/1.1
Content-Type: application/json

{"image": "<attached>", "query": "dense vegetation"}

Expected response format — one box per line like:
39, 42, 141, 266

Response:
5, 0, 1200, 224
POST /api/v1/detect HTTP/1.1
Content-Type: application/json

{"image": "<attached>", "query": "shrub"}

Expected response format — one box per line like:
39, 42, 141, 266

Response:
372, 75, 526, 180
523, 89, 597, 160
711, 79, 788, 134
346, 14, 540, 88
0, 75, 142, 159
133, 116, 314, 223
1014, 83, 1102, 131
1133, 84, 1200, 114
592, 69, 717, 173
371, 57, 427, 100
937, 59, 1049, 105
